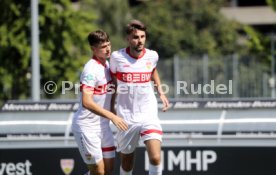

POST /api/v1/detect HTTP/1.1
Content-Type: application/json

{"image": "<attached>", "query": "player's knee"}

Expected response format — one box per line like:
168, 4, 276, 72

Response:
149, 154, 161, 165
122, 159, 134, 171
122, 162, 133, 171
105, 167, 113, 175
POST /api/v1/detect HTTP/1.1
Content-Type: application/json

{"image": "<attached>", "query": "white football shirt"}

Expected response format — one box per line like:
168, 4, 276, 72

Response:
110, 47, 159, 123
72, 57, 113, 132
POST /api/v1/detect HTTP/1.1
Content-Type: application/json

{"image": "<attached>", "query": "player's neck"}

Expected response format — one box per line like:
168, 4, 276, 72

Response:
93, 55, 106, 66
130, 49, 141, 58
127, 47, 145, 59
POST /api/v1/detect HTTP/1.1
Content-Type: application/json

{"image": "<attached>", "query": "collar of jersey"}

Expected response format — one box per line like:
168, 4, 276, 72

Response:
126, 47, 146, 59
92, 55, 107, 67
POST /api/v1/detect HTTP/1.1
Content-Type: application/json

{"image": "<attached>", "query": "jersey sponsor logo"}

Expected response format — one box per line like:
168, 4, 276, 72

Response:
117, 72, 152, 83
60, 159, 74, 175
94, 80, 113, 94
80, 80, 113, 95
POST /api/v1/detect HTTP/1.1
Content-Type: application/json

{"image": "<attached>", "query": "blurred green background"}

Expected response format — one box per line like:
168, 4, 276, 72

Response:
1, 0, 276, 103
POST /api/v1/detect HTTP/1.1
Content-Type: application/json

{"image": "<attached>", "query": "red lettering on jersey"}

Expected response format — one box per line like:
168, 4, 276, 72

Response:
80, 80, 113, 95
116, 72, 152, 83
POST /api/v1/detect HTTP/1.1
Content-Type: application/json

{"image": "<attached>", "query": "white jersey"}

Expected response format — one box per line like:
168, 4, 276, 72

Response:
72, 57, 112, 132
110, 47, 159, 123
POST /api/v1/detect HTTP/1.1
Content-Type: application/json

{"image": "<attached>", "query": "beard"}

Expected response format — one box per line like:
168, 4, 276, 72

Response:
133, 44, 144, 52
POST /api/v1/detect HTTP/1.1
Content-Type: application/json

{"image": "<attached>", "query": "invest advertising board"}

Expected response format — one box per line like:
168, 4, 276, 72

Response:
0, 147, 275, 175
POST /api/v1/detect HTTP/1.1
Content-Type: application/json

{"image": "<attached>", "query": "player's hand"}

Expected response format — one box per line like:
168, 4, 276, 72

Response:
111, 115, 128, 131
160, 94, 169, 112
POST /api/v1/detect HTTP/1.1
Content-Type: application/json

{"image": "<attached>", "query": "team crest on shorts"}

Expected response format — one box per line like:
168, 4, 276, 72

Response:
60, 159, 74, 175
146, 61, 152, 69
85, 153, 92, 160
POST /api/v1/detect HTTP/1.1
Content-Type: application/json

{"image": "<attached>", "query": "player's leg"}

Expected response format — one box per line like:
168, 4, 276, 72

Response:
120, 152, 135, 175
141, 121, 163, 175
87, 160, 105, 175
145, 139, 162, 175
101, 128, 116, 175
115, 124, 140, 175
103, 157, 115, 175
73, 131, 105, 175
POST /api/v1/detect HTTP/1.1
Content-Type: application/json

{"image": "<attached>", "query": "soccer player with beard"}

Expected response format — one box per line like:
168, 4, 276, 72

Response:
110, 20, 169, 175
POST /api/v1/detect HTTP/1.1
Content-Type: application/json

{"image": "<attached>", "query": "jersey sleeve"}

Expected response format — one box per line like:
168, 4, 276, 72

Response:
152, 51, 159, 69
80, 63, 98, 91
110, 52, 117, 76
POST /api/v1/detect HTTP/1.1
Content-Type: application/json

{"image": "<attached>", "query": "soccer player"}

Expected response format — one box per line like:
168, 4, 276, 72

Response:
72, 30, 128, 175
110, 20, 169, 175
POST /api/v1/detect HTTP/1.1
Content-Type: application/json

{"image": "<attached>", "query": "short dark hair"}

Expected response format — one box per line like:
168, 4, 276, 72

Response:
87, 30, 109, 47
125, 19, 147, 35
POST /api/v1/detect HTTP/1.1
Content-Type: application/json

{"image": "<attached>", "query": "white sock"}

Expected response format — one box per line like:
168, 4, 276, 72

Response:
84, 171, 90, 175
120, 166, 133, 175
149, 163, 162, 175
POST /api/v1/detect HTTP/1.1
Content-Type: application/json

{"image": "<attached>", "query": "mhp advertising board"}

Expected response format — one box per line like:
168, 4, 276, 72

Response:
0, 147, 275, 175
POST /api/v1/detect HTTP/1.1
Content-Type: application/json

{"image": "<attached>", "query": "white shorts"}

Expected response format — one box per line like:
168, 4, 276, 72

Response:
115, 120, 162, 154
73, 127, 115, 164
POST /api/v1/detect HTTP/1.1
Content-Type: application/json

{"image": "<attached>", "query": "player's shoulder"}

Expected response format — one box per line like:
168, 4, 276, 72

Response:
84, 58, 95, 67
145, 48, 158, 58
111, 48, 126, 57
83, 58, 98, 72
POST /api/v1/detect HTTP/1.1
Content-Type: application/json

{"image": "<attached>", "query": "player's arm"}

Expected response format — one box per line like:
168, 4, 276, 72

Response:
82, 88, 128, 131
110, 75, 117, 114
151, 68, 169, 112
109, 53, 118, 115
